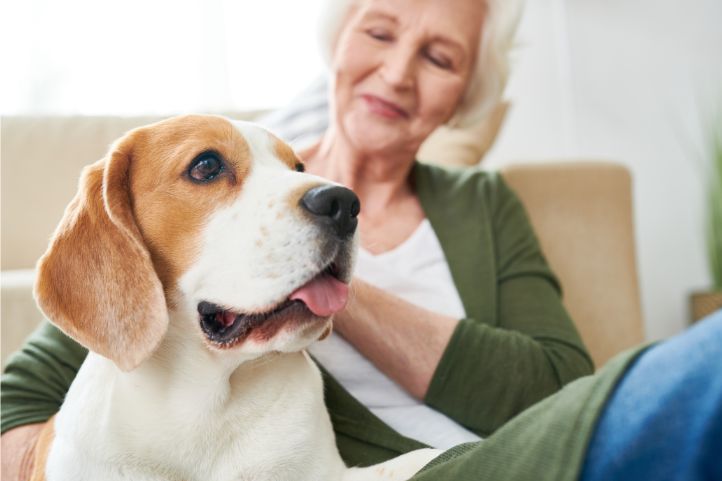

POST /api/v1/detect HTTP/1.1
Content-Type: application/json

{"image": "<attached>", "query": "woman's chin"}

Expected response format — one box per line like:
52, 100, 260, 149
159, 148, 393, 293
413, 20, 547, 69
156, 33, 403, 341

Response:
343, 117, 419, 158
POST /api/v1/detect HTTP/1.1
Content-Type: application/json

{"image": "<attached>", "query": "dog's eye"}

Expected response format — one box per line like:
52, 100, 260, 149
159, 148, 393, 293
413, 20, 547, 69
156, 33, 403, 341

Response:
188, 152, 224, 183
294, 162, 305, 173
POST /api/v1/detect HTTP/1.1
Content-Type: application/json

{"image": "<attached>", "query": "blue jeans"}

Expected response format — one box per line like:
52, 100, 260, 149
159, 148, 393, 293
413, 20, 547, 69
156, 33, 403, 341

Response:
580, 309, 722, 481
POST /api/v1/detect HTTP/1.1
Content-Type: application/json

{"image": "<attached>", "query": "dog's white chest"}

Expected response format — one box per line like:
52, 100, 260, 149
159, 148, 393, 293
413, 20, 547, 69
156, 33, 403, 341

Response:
47, 351, 346, 481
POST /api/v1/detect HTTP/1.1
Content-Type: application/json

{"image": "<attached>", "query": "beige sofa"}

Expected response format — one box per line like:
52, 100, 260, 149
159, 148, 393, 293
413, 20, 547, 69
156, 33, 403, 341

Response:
1, 115, 644, 369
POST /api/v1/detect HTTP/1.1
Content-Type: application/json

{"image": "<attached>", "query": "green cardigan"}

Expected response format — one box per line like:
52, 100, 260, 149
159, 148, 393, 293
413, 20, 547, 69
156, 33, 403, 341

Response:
3, 163, 635, 480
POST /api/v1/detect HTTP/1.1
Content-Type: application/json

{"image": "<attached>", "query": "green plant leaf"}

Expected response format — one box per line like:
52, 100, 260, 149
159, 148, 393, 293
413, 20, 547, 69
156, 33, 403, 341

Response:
708, 127, 722, 289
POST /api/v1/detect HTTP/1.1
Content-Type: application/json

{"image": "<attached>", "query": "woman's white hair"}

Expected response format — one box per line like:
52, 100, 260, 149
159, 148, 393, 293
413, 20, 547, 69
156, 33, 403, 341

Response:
317, 0, 523, 128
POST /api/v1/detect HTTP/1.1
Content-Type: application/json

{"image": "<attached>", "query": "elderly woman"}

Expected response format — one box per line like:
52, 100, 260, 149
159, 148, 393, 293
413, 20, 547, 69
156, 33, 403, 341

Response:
5, 0, 721, 479
296, 0, 594, 449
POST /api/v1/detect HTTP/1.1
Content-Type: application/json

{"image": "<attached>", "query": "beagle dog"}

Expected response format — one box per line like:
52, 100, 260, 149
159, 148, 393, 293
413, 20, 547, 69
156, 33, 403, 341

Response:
31, 115, 439, 481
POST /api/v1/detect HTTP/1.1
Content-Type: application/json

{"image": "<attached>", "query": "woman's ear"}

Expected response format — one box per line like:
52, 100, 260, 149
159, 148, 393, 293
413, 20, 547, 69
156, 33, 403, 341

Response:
34, 132, 168, 371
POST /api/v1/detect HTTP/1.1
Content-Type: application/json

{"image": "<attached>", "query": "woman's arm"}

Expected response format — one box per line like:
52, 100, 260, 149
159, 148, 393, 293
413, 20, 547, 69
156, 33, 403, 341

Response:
1, 322, 86, 435
1, 322, 86, 478
334, 276, 592, 437
424, 275, 595, 436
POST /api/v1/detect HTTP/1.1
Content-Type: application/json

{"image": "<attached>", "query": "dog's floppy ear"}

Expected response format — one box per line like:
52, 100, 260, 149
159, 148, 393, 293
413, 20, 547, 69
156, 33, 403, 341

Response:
34, 131, 168, 371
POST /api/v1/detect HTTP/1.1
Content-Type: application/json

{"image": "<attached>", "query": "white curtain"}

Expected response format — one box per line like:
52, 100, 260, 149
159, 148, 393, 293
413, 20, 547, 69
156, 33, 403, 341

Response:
1, 0, 325, 115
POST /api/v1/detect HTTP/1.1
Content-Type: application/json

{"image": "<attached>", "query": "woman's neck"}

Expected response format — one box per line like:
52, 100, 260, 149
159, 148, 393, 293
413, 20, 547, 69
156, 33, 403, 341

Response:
300, 126, 417, 216
299, 126, 426, 254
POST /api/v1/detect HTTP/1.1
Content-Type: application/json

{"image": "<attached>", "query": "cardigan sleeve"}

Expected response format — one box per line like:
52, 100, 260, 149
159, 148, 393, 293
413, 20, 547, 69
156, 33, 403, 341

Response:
424, 171, 594, 437
1, 322, 87, 434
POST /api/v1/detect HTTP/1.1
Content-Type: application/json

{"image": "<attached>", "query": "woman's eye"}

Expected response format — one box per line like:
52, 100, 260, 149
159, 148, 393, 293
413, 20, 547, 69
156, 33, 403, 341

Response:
188, 152, 224, 182
366, 28, 392, 42
425, 51, 453, 70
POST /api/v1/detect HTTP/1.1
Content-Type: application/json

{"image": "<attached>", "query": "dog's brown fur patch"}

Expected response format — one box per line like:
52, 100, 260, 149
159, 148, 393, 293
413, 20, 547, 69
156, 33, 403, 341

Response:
128, 115, 251, 290
273, 136, 302, 171
35, 154, 168, 371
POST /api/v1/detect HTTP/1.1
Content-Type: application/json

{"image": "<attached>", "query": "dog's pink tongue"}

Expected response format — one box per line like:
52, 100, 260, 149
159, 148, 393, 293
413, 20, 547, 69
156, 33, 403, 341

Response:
290, 274, 349, 317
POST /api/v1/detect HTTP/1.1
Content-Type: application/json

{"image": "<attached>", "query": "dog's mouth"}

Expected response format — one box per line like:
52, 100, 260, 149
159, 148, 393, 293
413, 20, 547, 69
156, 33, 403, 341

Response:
198, 262, 349, 347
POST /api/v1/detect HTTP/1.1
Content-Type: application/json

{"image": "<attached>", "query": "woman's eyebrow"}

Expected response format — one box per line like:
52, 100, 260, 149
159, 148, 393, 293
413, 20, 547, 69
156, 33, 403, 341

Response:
360, 9, 399, 24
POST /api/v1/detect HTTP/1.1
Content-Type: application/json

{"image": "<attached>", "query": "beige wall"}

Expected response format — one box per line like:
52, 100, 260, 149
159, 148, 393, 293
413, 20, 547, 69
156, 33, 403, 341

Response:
484, 0, 722, 340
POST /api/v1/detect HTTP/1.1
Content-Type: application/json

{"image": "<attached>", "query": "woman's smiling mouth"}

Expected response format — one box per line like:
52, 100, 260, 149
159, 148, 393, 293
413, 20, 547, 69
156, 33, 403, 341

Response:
361, 94, 410, 119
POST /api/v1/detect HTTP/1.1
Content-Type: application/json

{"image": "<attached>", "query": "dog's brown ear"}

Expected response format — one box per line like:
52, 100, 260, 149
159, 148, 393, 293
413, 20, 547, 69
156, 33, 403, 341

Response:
34, 132, 168, 371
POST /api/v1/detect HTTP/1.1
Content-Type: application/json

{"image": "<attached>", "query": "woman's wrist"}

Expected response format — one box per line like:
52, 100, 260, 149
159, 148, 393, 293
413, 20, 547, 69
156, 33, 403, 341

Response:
331, 277, 458, 398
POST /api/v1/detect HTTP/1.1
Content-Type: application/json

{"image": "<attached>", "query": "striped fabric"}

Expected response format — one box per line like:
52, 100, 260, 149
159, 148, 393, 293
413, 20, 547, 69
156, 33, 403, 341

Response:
257, 76, 330, 150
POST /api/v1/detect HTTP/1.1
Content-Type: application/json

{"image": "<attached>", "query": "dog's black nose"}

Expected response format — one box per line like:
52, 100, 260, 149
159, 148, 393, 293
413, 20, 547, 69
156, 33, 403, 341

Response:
300, 185, 360, 238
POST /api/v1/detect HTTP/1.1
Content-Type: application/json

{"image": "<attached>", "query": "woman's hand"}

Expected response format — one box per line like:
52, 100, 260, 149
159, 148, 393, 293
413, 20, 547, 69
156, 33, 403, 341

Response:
333, 278, 459, 399
1, 423, 44, 481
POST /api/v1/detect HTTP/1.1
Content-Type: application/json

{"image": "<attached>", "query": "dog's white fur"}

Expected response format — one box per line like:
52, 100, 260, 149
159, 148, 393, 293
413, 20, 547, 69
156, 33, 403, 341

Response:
34, 115, 439, 481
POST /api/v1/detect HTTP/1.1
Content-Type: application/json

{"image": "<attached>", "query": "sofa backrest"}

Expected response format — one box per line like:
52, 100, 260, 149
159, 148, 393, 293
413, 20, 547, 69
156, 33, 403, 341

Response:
502, 162, 645, 366
2, 114, 261, 270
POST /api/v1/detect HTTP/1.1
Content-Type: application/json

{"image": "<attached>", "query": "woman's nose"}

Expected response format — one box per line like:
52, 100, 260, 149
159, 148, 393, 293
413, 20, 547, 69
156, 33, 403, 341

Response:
380, 44, 416, 89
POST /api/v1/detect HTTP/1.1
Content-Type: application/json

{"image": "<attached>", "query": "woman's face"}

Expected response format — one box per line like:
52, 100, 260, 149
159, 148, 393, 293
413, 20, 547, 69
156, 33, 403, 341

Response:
332, 0, 484, 156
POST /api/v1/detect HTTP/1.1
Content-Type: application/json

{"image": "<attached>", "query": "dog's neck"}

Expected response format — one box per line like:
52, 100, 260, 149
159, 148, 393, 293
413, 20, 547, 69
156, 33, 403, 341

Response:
62, 308, 336, 479
126, 308, 293, 404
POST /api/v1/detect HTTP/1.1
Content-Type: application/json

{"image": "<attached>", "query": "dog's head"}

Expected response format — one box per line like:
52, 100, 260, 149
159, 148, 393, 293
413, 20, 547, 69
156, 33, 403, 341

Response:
34, 115, 358, 371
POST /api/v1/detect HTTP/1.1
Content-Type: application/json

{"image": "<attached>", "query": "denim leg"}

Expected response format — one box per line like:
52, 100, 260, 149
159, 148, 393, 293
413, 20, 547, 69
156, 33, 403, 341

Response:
580, 309, 722, 481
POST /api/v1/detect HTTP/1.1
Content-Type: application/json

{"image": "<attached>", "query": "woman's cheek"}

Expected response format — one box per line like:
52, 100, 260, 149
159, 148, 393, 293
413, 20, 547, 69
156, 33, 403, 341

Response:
422, 78, 467, 124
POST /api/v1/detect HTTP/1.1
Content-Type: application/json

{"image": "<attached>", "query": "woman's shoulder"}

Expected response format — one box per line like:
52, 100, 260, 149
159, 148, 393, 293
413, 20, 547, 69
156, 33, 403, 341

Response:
412, 162, 514, 209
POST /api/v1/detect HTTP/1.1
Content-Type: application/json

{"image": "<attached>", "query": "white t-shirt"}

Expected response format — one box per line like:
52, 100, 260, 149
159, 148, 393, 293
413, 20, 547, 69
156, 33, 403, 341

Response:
308, 219, 482, 449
